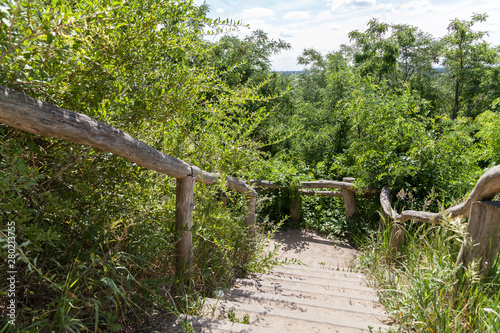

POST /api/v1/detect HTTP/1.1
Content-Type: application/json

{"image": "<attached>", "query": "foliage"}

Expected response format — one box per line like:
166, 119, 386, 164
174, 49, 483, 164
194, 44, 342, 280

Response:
2, 2, 500, 331
360, 215, 500, 332
475, 109, 500, 166
0, 0, 287, 331
259, 12, 498, 236
441, 13, 499, 119
341, 80, 481, 205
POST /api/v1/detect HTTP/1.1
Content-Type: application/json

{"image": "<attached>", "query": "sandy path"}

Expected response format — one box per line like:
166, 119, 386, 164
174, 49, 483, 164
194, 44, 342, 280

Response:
267, 228, 361, 270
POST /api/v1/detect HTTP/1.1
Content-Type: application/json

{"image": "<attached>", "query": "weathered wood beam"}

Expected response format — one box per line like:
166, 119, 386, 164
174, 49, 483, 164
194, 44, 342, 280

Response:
250, 180, 280, 189
380, 187, 399, 220
301, 179, 379, 194
446, 165, 500, 220
0, 86, 259, 194
175, 175, 195, 272
226, 175, 257, 196
301, 180, 355, 190
0, 85, 203, 179
380, 165, 500, 224
342, 177, 359, 218
299, 190, 343, 197
456, 201, 500, 276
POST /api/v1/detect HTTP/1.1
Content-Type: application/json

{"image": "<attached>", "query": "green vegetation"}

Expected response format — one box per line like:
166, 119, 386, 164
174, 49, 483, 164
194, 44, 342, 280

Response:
1, 0, 500, 331
360, 216, 500, 332
0, 1, 284, 331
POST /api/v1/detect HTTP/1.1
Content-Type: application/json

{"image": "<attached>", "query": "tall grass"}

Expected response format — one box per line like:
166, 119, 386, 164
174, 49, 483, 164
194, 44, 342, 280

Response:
359, 215, 500, 332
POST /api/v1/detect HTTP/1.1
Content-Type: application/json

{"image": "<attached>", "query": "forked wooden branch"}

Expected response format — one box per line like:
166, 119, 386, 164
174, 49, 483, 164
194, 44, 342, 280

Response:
380, 165, 500, 223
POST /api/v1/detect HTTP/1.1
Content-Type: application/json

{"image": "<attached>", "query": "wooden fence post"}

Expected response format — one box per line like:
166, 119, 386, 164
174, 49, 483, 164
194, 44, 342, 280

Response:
246, 190, 257, 231
175, 175, 195, 273
342, 177, 359, 218
290, 187, 300, 223
390, 223, 405, 253
456, 201, 500, 276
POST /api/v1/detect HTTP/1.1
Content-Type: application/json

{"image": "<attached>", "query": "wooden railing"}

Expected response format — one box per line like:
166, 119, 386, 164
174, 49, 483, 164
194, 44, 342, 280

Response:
14, 84, 498, 278
380, 165, 500, 276
250, 178, 378, 221
0, 86, 257, 272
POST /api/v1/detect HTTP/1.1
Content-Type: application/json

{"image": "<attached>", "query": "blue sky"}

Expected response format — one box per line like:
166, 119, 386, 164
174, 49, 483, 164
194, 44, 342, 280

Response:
194, 0, 500, 70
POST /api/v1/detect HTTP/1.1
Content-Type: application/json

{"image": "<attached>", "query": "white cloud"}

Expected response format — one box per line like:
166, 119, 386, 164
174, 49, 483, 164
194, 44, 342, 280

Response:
283, 11, 311, 20
317, 10, 335, 20
329, 0, 376, 12
239, 7, 275, 20
199, 0, 500, 70
400, 0, 432, 10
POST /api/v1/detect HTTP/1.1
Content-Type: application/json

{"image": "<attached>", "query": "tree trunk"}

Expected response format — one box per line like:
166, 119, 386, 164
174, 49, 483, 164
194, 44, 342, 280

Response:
452, 78, 461, 119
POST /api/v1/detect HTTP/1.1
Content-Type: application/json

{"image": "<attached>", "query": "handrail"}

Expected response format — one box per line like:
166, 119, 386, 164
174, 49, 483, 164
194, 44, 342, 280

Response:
380, 165, 500, 224
250, 179, 379, 194
0, 86, 255, 195
251, 177, 378, 220
0, 85, 256, 272
380, 165, 500, 254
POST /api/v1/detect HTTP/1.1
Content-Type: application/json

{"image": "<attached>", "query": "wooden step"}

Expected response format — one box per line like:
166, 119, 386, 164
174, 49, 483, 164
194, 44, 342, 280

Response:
203, 297, 392, 332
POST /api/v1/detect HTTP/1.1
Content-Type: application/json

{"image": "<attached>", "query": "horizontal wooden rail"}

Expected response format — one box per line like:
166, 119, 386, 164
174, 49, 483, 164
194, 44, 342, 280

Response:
251, 177, 376, 221
381, 165, 500, 257
380, 165, 500, 224
249, 180, 281, 189
0, 86, 256, 195
251, 179, 378, 195
299, 190, 343, 197
302, 180, 357, 190
0, 85, 257, 272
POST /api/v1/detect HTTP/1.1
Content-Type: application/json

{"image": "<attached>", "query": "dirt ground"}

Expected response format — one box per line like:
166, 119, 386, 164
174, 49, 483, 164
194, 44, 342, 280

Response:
266, 228, 361, 270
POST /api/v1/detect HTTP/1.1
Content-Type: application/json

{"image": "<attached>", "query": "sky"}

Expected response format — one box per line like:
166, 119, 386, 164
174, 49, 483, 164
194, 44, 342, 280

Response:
193, 0, 500, 71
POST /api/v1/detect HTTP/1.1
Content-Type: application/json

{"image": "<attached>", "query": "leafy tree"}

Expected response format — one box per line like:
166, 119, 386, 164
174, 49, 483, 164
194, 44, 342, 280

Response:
441, 13, 499, 118
348, 19, 397, 81
0, 0, 283, 330
210, 29, 291, 87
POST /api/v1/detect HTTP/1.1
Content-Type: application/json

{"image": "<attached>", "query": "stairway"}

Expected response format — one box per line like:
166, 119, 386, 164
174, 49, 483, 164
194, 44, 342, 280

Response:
168, 229, 393, 332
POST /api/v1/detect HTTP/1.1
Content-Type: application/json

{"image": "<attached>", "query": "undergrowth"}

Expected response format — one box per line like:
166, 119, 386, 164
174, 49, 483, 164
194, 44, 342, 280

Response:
359, 215, 500, 332
0, 130, 281, 332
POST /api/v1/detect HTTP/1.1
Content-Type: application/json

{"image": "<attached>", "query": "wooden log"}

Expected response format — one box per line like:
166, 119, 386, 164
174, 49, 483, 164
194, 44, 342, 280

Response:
191, 165, 217, 185
0, 86, 256, 194
380, 187, 405, 251
175, 175, 195, 272
380, 165, 500, 224
390, 223, 405, 252
342, 177, 359, 219
0, 85, 196, 179
226, 175, 256, 195
444, 165, 500, 220
457, 201, 500, 276
301, 179, 378, 195
302, 179, 356, 190
250, 180, 280, 189
380, 186, 398, 220
299, 190, 343, 197
290, 188, 300, 223
246, 190, 257, 230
